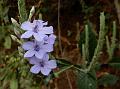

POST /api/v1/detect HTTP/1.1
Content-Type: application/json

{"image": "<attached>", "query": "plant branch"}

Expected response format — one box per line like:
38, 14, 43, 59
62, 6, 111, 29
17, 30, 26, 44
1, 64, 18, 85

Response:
87, 12, 106, 72
114, 0, 120, 24
58, 0, 63, 56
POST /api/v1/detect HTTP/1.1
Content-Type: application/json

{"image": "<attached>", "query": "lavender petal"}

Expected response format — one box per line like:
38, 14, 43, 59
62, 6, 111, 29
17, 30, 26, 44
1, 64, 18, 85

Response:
43, 44, 53, 52
35, 50, 46, 59
43, 54, 49, 61
24, 50, 35, 58
21, 21, 33, 31
47, 60, 57, 69
48, 34, 56, 44
28, 56, 41, 64
41, 67, 51, 75
42, 26, 53, 34
21, 31, 33, 38
33, 33, 46, 41
30, 65, 41, 74
22, 41, 34, 50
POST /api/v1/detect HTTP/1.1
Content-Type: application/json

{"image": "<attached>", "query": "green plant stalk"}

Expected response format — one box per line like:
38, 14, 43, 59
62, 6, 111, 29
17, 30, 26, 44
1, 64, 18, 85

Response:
106, 21, 116, 60
18, 0, 28, 23
82, 44, 86, 68
106, 36, 111, 56
110, 21, 116, 59
85, 25, 89, 61
87, 12, 106, 72
56, 58, 87, 73
54, 65, 73, 77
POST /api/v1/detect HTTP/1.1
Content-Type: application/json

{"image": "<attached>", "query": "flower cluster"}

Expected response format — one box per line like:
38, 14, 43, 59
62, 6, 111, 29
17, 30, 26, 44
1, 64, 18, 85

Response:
21, 20, 57, 75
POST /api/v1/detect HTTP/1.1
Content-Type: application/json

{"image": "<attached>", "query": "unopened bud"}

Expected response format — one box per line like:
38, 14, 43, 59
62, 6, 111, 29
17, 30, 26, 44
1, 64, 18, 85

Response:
28, 6, 35, 21
11, 35, 17, 41
11, 35, 22, 44
30, 6, 35, 14
39, 13, 42, 20
11, 18, 19, 27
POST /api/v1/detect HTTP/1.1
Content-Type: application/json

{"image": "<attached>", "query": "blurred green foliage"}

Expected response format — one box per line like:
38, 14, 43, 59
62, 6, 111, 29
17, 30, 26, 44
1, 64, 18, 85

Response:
0, 0, 12, 48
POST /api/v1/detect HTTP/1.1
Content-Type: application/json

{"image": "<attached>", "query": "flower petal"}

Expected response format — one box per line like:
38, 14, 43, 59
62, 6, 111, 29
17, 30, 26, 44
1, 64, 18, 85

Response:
48, 34, 56, 44
30, 65, 41, 74
21, 31, 33, 38
43, 44, 53, 52
28, 56, 41, 64
24, 50, 35, 58
43, 54, 49, 61
35, 50, 46, 59
22, 41, 34, 50
33, 33, 46, 41
42, 21, 48, 26
33, 20, 43, 29
42, 26, 53, 34
41, 67, 51, 75
47, 60, 57, 69
21, 21, 33, 31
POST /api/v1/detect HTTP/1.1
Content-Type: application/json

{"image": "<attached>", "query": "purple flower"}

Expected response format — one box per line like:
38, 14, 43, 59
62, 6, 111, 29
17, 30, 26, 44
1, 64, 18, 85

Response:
29, 54, 57, 75
44, 34, 56, 44
22, 40, 53, 59
21, 20, 53, 41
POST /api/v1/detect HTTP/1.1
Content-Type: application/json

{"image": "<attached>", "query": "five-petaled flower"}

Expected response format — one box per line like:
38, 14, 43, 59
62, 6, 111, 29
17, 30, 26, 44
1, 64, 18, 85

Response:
21, 20, 53, 41
22, 40, 53, 59
29, 54, 57, 75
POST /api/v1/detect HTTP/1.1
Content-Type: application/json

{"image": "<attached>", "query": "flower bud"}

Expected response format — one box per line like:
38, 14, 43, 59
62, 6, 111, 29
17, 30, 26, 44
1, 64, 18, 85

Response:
39, 13, 42, 20
11, 35, 17, 41
28, 6, 35, 21
11, 18, 19, 27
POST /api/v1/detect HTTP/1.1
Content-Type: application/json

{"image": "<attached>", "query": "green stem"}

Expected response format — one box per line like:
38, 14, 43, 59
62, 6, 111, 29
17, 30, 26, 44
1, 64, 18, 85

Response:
82, 44, 86, 68
106, 36, 111, 56
54, 65, 73, 77
110, 21, 116, 59
18, 0, 28, 23
106, 21, 116, 60
87, 12, 106, 72
85, 25, 89, 60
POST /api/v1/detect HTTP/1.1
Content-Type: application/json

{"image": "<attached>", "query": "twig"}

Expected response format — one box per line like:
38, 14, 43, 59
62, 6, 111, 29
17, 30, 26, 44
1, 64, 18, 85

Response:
58, 0, 63, 56
66, 71, 73, 89
114, 0, 120, 24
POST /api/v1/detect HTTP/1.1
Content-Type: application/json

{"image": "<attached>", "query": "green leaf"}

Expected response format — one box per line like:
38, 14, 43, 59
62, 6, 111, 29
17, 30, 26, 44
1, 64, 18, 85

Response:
4, 36, 11, 49
76, 70, 97, 89
108, 57, 120, 69
10, 79, 18, 89
79, 21, 97, 63
98, 73, 118, 87
56, 58, 72, 66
